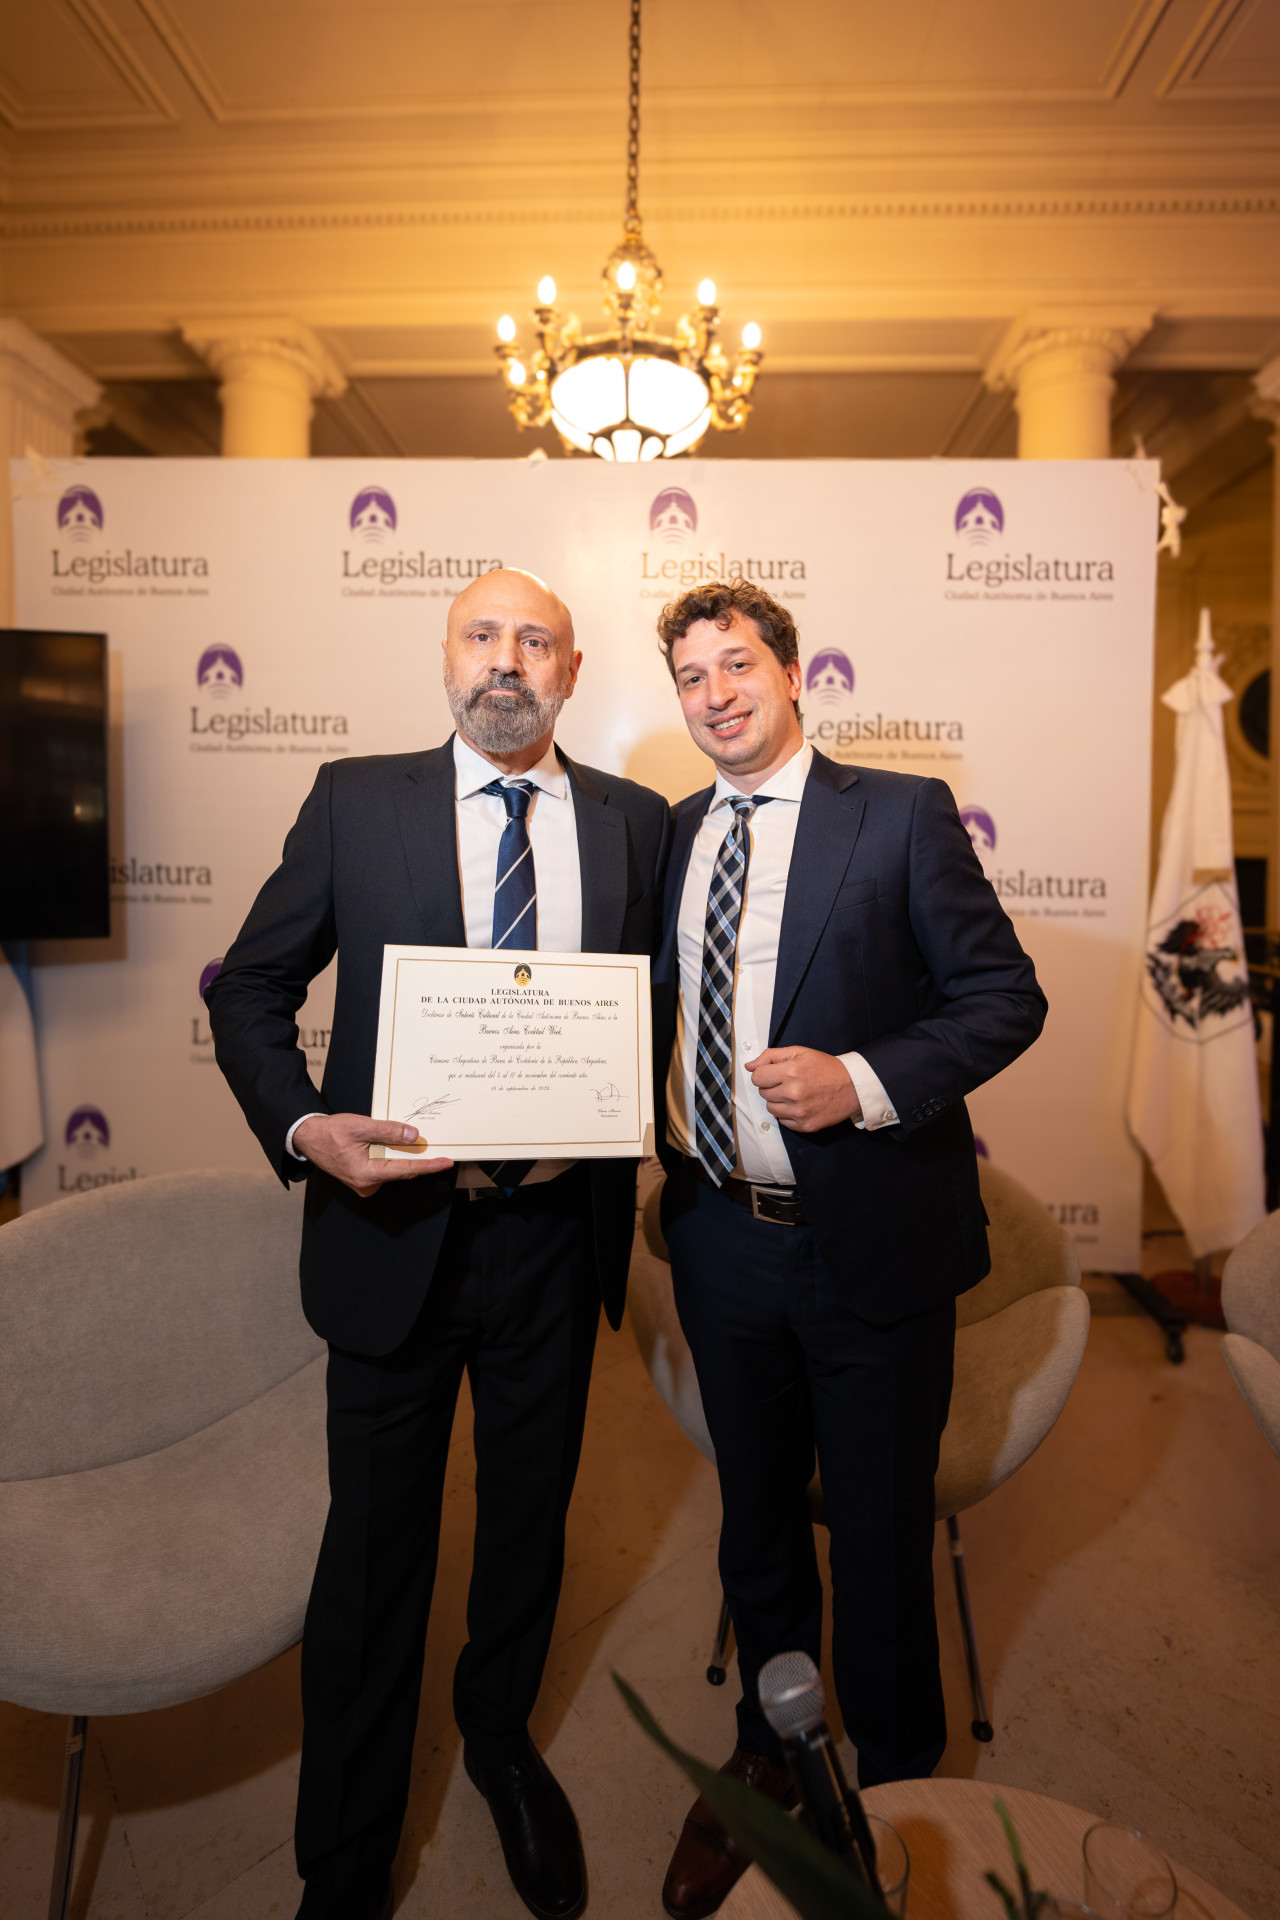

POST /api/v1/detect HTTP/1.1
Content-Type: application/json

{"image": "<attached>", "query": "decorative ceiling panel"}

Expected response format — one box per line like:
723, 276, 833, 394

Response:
1160, 0, 1280, 100
128, 0, 1173, 126
0, 0, 174, 129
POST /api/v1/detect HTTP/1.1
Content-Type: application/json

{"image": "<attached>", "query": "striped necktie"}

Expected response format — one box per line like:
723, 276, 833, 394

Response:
695, 794, 770, 1186
483, 778, 537, 951
481, 777, 537, 1190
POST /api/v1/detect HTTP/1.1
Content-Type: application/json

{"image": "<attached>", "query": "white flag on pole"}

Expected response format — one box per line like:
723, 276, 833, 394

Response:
0, 942, 43, 1175
1126, 609, 1265, 1257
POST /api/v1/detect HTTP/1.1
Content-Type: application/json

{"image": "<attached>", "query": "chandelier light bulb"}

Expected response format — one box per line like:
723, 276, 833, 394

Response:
508, 361, 527, 387
697, 279, 717, 306
616, 261, 637, 292
496, 315, 517, 343
741, 322, 762, 350
537, 276, 557, 306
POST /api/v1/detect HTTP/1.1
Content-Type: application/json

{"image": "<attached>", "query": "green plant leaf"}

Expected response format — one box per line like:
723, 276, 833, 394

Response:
613, 1672, 888, 1920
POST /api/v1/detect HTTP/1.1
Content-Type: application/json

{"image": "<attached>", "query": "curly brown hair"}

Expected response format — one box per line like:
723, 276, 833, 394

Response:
656, 579, 800, 715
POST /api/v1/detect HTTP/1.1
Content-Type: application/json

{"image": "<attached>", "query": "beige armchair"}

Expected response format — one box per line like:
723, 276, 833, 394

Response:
629, 1158, 1089, 1742
0, 1169, 329, 1920
1221, 1210, 1280, 1461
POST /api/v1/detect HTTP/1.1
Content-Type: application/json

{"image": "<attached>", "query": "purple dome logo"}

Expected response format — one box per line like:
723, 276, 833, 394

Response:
65, 1105, 110, 1154
199, 957, 223, 1001
197, 645, 243, 698
960, 806, 997, 856
350, 486, 397, 544
955, 488, 1004, 546
805, 649, 855, 707
649, 488, 697, 545
974, 1135, 990, 1159
57, 484, 104, 544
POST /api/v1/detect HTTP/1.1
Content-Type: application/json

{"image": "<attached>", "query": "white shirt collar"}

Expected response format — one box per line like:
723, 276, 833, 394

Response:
711, 740, 812, 811
453, 731, 568, 802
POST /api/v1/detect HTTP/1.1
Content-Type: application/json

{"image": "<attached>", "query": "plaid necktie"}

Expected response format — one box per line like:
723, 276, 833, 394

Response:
480, 777, 537, 1191
695, 794, 770, 1186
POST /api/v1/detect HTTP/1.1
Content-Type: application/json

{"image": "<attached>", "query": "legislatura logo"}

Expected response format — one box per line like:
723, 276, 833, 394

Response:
190, 645, 348, 747
350, 486, 397, 544
340, 489, 501, 590
955, 489, 1004, 547
650, 488, 698, 546
52, 482, 210, 588
640, 489, 807, 590
945, 483, 1114, 595
57, 485, 105, 545
59, 1105, 137, 1192
805, 650, 856, 708
197, 645, 243, 698
960, 806, 997, 855
65, 1105, 110, 1155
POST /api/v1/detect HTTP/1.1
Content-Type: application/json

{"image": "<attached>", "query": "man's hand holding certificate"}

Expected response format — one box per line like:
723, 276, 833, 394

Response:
369, 945, 654, 1162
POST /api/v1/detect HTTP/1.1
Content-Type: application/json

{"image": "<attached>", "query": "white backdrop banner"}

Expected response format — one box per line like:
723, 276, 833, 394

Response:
12, 456, 1156, 1269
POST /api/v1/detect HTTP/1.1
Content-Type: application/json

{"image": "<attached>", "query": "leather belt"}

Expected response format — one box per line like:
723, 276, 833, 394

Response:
682, 1156, 807, 1226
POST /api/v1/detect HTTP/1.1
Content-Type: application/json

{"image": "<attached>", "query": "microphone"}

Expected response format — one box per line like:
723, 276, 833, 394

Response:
757, 1650, 883, 1896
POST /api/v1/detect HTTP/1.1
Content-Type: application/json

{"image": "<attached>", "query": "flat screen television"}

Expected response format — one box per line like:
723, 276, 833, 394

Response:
0, 629, 109, 939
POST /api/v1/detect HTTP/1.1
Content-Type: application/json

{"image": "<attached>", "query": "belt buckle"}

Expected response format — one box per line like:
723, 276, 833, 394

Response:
751, 1185, 795, 1225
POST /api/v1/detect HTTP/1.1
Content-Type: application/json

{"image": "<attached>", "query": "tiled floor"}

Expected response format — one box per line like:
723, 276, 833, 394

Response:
2, 1240, 1277, 1920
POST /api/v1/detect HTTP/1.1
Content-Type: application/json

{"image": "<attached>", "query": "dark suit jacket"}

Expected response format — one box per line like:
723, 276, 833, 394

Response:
653, 750, 1047, 1324
207, 738, 670, 1355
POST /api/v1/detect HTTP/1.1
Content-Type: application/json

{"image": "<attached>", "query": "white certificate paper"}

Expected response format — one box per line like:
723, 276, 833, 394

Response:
368, 945, 654, 1161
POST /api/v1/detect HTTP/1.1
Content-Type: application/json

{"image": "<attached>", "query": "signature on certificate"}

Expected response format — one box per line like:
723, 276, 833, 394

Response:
594, 1081, 624, 1104
404, 1093, 461, 1124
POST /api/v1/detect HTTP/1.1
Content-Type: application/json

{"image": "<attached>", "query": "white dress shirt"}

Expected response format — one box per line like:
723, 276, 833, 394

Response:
666, 741, 898, 1186
287, 732, 582, 1186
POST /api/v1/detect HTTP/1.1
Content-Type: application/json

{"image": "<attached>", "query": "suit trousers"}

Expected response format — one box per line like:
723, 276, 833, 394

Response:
294, 1167, 601, 1914
661, 1162, 955, 1787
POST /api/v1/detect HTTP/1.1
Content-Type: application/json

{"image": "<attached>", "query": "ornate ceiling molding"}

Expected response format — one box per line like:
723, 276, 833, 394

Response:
4, 188, 1279, 245
0, 0, 176, 132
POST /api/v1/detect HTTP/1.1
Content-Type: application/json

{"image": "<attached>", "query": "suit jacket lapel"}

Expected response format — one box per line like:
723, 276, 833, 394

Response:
769, 755, 865, 1042
564, 752, 629, 954
656, 787, 714, 985
394, 739, 467, 945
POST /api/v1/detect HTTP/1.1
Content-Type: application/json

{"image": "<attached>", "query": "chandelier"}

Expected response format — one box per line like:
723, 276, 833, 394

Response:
494, 0, 763, 461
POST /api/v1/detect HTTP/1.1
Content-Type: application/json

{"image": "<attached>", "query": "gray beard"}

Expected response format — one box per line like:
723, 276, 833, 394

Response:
444, 666, 567, 755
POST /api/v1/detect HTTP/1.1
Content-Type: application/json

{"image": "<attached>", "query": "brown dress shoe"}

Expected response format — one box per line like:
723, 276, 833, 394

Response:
662, 1747, 795, 1919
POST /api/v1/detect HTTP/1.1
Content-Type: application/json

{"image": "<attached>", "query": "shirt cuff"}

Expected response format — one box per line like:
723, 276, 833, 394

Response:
839, 1053, 900, 1132
286, 1112, 327, 1161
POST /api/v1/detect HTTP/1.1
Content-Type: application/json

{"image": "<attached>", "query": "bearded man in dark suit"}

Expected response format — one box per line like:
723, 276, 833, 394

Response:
649, 580, 1046, 1918
207, 569, 669, 1920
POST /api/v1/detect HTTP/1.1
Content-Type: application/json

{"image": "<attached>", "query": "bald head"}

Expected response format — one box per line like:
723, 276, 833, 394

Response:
447, 568, 575, 648
442, 567, 582, 770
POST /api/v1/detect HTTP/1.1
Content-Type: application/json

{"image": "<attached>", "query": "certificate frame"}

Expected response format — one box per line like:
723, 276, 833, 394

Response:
368, 944, 654, 1161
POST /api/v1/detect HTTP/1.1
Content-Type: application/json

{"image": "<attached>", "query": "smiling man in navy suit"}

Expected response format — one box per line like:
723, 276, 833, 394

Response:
207, 570, 668, 1920
650, 581, 1046, 1919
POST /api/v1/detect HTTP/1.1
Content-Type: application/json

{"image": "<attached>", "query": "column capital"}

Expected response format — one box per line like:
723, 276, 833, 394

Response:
1250, 352, 1280, 429
984, 307, 1155, 395
0, 318, 101, 421
180, 317, 346, 401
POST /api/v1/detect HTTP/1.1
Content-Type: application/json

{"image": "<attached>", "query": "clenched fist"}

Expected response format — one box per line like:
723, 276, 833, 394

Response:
744, 1047, 862, 1134
292, 1113, 455, 1199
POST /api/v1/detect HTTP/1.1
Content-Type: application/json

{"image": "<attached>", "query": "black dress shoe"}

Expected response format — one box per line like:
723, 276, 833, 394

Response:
464, 1739, 587, 1920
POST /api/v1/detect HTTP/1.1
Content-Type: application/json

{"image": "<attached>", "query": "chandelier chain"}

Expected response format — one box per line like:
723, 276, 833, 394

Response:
625, 0, 641, 235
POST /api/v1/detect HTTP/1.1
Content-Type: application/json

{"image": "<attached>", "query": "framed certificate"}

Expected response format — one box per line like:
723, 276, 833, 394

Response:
367, 945, 654, 1161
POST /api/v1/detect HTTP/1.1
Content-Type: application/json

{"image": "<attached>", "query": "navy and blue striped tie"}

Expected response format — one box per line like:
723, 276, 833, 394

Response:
481, 777, 537, 1190
695, 794, 768, 1186
483, 778, 537, 951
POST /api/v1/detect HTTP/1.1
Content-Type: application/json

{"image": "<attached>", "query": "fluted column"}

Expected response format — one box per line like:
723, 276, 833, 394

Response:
0, 321, 102, 621
1251, 355, 1280, 924
182, 319, 345, 457
986, 309, 1153, 459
